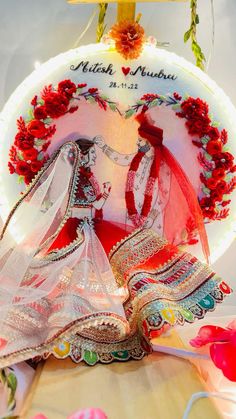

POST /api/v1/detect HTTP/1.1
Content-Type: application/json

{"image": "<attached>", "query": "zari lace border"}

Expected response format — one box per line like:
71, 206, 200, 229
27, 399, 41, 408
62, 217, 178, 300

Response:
0, 311, 130, 368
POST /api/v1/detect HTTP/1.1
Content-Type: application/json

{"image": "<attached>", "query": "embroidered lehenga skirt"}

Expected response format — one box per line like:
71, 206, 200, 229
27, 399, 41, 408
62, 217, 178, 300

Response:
0, 217, 230, 368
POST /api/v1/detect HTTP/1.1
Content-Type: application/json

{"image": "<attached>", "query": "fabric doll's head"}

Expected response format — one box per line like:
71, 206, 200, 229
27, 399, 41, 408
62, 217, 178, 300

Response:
135, 112, 163, 148
75, 138, 96, 167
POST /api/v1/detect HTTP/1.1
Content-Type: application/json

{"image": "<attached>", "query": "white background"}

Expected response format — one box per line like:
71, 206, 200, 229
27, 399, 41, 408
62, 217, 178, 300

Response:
0, 0, 235, 290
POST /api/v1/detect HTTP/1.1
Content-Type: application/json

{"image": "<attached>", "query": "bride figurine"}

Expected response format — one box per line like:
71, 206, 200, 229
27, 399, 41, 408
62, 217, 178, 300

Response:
0, 127, 231, 367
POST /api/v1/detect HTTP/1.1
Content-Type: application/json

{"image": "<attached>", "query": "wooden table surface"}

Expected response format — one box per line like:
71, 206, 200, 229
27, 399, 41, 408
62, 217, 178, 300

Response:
21, 351, 221, 419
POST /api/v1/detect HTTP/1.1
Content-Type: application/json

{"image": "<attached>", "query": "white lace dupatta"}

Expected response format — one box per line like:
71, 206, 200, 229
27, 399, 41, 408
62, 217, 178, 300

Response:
0, 142, 126, 365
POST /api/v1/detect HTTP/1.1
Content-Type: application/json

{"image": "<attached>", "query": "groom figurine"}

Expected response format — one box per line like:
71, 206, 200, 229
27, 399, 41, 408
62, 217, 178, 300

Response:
95, 114, 168, 231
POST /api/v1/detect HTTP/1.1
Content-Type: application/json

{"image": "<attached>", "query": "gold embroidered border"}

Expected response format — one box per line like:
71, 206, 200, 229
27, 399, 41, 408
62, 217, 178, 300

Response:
0, 311, 130, 368
110, 228, 167, 286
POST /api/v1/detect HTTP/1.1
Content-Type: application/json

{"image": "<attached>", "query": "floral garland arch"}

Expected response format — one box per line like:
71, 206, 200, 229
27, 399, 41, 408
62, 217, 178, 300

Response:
7, 79, 236, 224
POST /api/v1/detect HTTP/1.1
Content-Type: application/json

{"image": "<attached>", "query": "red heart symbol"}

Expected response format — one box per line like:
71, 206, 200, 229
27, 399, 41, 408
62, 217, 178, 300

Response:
122, 67, 130, 76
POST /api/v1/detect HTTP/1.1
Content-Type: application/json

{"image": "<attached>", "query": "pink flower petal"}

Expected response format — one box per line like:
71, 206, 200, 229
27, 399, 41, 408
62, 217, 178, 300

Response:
210, 342, 236, 382
190, 325, 227, 348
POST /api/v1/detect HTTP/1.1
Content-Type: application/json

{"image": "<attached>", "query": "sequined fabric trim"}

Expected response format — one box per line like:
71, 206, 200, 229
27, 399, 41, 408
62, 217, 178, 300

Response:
109, 228, 167, 286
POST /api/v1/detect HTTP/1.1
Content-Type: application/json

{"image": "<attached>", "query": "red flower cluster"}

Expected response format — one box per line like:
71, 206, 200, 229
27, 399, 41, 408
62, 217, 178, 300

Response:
44, 91, 69, 119
8, 80, 108, 186
177, 97, 211, 137
175, 96, 236, 220
173, 92, 182, 101
200, 147, 235, 219
58, 79, 77, 98
141, 93, 159, 101
190, 304, 236, 382
11, 115, 56, 183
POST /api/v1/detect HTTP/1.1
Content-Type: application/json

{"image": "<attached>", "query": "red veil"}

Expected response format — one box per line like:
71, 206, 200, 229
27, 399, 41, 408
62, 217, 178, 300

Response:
135, 112, 210, 262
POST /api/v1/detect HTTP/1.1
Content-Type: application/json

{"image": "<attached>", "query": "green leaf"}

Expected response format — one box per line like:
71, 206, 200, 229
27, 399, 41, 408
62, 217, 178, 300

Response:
204, 152, 212, 161
225, 173, 233, 182
86, 96, 96, 104
17, 151, 24, 161
201, 137, 209, 144
17, 176, 25, 184
184, 29, 191, 43
37, 152, 44, 161
108, 102, 117, 111
7, 372, 17, 394
223, 146, 230, 152
222, 194, 230, 201
125, 109, 135, 119
99, 94, 109, 100
149, 98, 159, 108
192, 41, 201, 54
203, 171, 212, 179
202, 186, 210, 195
211, 120, 220, 127
27, 108, 34, 121
0, 368, 7, 383
34, 139, 44, 147
43, 118, 53, 124
172, 104, 181, 110
76, 88, 82, 95
38, 99, 44, 106
136, 100, 146, 105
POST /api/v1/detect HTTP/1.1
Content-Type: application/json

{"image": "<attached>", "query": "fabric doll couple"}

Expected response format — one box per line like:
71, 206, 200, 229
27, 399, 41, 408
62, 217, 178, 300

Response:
0, 112, 231, 367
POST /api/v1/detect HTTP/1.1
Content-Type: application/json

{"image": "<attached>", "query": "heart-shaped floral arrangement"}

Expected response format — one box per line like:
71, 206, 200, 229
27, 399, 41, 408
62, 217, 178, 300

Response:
8, 79, 236, 223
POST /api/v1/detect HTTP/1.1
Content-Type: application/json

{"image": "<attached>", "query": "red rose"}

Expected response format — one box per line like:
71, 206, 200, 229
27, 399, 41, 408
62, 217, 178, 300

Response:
34, 106, 48, 120
88, 88, 98, 94
210, 189, 223, 203
77, 83, 87, 88
181, 97, 209, 119
58, 80, 76, 98
31, 160, 43, 173
207, 126, 220, 141
22, 148, 38, 161
202, 207, 216, 219
44, 92, 69, 118
212, 168, 225, 180
206, 140, 222, 155
8, 162, 15, 174
206, 178, 218, 190
27, 120, 47, 138
199, 197, 212, 208
14, 133, 34, 150
15, 161, 31, 176
213, 152, 234, 170
216, 180, 227, 194
185, 118, 208, 137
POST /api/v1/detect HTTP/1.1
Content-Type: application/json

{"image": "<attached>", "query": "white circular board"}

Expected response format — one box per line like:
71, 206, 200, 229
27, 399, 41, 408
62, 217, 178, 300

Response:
0, 43, 236, 263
